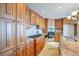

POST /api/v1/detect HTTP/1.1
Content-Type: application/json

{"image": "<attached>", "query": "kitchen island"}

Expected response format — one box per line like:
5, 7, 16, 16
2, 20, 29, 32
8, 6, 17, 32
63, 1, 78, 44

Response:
26, 33, 47, 56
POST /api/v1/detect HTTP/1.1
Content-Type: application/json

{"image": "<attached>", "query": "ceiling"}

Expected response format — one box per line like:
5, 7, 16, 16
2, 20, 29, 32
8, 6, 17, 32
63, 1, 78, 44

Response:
26, 3, 79, 19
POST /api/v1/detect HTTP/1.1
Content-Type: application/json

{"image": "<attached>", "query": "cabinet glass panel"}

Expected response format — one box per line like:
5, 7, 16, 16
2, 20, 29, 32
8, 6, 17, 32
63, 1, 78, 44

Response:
20, 24, 24, 42
17, 23, 21, 43
1, 20, 13, 50
17, 23, 25, 44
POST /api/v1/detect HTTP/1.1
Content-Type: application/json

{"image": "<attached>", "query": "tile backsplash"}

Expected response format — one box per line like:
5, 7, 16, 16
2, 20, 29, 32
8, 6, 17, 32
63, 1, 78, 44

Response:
26, 25, 42, 36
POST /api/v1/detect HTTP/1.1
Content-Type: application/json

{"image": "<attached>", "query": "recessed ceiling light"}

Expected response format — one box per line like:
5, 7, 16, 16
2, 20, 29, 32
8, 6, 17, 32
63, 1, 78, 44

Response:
42, 11, 45, 14
58, 6, 62, 9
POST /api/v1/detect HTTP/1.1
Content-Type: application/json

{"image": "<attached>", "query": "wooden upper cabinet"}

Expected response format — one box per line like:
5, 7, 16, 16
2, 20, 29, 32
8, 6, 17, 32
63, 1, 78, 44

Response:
12, 3, 17, 19
6, 4, 13, 16
55, 19, 63, 30
20, 4, 26, 19
31, 11, 36, 25
27, 7, 31, 24
17, 4, 22, 21
63, 17, 77, 24
17, 4, 27, 22
0, 3, 13, 18
25, 7, 31, 26
39, 17, 45, 29
0, 3, 4, 17
36, 14, 40, 25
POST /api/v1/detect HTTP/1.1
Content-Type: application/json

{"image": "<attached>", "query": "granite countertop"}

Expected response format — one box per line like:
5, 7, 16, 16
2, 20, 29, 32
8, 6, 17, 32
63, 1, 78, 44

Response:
27, 34, 42, 38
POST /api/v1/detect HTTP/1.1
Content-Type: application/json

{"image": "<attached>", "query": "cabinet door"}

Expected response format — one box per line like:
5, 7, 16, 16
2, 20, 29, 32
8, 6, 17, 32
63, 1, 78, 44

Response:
17, 45, 25, 56
26, 42, 34, 56
36, 14, 40, 25
20, 4, 26, 20
40, 17, 45, 29
17, 4, 21, 21
1, 19, 16, 52
0, 48, 16, 56
23, 6, 31, 26
0, 4, 4, 17
0, 3, 15, 18
36, 37, 45, 55
31, 11, 36, 25
55, 19, 63, 30
6, 4, 13, 16
26, 8, 31, 25
17, 22, 25, 45
3, 3, 13, 18
12, 3, 17, 18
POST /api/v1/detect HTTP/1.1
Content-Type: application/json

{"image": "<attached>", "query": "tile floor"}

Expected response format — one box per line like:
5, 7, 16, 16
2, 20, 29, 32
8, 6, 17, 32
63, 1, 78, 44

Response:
38, 38, 79, 56
38, 41, 60, 56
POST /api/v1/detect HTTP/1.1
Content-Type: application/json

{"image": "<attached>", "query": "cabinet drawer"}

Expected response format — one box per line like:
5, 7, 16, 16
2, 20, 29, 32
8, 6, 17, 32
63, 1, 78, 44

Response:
17, 46, 25, 56
0, 48, 16, 56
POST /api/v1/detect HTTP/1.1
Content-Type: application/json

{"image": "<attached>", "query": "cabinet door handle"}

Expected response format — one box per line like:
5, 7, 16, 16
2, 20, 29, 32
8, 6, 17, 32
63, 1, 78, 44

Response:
18, 48, 20, 49
13, 50, 15, 52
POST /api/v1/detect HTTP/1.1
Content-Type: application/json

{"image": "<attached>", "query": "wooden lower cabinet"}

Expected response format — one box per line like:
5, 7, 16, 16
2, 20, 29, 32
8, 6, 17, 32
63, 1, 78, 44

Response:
36, 37, 45, 55
54, 32, 61, 42
0, 48, 16, 56
17, 44, 25, 56
25, 41, 34, 56
25, 37, 45, 56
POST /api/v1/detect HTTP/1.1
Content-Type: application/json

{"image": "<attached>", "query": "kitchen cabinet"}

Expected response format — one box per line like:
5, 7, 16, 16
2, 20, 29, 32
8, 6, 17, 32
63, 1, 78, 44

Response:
17, 4, 21, 21
45, 19, 48, 33
17, 44, 25, 56
36, 14, 40, 25
63, 17, 77, 24
36, 37, 45, 55
36, 14, 45, 29
25, 36, 45, 56
26, 7, 31, 25
12, 3, 17, 19
54, 32, 61, 42
31, 11, 36, 25
5, 4, 13, 17
24, 6, 31, 26
0, 48, 16, 56
20, 4, 26, 22
17, 4, 27, 24
0, 4, 4, 17
55, 19, 63, 30
39, 17, 45, 29
1, 19, 16, 53
0, 3, 46, 56
0, 3, 13, 18
17, 22, 26, 45
26, 41, 34, 56
17, 22, 26, 56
